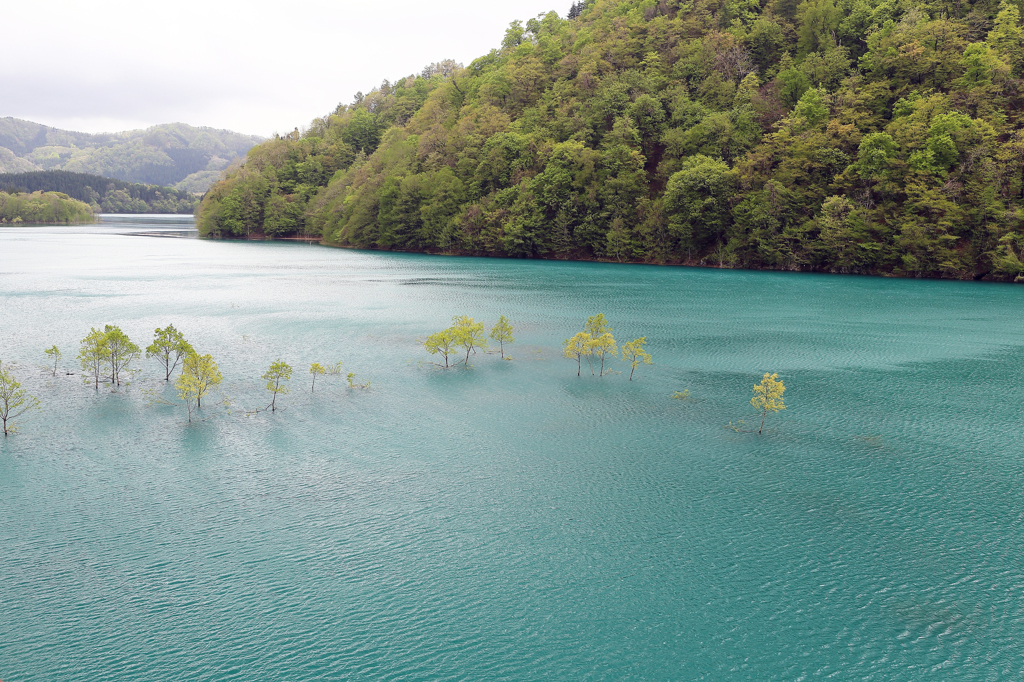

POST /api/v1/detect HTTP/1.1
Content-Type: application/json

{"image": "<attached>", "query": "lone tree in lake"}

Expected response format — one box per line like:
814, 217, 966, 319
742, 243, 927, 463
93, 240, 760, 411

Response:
78, 328, 110, 389
621, 337, 652, 380
489, 316, 514, 358
175, 352, 222, 419
751, 372, 786, 434
44, 345, 61, 376
263, 360, 292, 411
146, 325, 194, 381
103, 325, 140, 387
309, 362, 325, 392
0, 361, 40, 436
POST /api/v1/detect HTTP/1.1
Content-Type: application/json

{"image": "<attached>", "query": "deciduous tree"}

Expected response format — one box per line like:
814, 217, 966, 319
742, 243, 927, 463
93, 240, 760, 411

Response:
621, 337, 652, 380
0, 361, 40, 436
588, 333, 618, 376
102, 325, 140, 387
751, 372, 786, 434
44, 345, 61, 376
78, 328, 110, 389
263, 360, 292, 411
452, 315, 488, 365
489, 315, 515, 358
176, 352, 222, 414
563, 332, 592, 376
424, 328, 458, 368
146, 325, 194, 381
309, 362, 326, 391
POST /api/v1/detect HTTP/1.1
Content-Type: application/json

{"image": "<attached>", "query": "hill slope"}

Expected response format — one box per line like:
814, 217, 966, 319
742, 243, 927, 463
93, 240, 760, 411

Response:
0, 119, 263, 192
197, 0, 1024, 280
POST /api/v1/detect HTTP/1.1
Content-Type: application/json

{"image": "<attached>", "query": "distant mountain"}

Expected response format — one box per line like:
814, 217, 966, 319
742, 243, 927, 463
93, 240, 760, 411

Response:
0, 171, 198, 214
0, 118, 263, 193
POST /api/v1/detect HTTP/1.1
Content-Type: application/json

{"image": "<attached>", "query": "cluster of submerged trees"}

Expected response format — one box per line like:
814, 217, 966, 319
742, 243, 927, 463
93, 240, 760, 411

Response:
0, 315, 786, 435
0, 324, 364, 430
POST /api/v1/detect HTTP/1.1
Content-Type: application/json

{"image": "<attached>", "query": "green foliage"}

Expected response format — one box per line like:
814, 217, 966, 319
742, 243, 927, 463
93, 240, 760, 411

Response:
0, 360, 40, 436
0, 118, 262, 190
621, 337, 652, 380
0, 191, 94, 224
309, 362, 326, 392
196, 0, 1024, 279
489, 315, 515, 357
0, 171, 199, 214
424, 328, 459, 368
451, 315, 488, 366
751, 372, 786, 434
78, 328, 110, 389
262, 360, 292, 411
44, 345, 61, 376
102, 325, 140, 387
146, 324, 193, 381
176, 352, 223, 421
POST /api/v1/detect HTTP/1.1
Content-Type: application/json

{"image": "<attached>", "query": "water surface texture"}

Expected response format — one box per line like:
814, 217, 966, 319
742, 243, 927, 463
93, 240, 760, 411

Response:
2, 215, 1023, 680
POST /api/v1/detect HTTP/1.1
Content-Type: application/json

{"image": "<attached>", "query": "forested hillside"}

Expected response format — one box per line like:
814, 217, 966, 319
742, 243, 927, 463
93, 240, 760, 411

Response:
197, 0, 1024, 280
0, 119, 263, 192
0, 171, 198, 214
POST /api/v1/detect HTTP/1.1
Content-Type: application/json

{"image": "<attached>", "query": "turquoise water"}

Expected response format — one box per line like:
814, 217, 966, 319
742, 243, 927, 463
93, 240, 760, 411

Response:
2, 215, 1024, 680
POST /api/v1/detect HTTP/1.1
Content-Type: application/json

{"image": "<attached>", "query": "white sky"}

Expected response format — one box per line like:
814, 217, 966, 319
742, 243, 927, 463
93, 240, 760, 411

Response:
3, 0, 563, 138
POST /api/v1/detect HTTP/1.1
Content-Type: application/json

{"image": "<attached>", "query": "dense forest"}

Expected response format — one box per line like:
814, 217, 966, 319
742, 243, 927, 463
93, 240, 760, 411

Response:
197, 0, 1024, 280
0, 190, 95, 224
0, 171, 198, 214
0, 119, 263, 192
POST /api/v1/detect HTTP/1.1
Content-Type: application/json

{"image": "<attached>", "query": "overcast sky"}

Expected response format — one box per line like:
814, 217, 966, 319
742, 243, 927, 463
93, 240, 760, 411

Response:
4, 0, 563, 138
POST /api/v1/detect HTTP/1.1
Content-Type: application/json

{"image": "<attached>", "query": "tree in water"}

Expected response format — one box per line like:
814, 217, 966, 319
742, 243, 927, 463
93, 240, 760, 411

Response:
588, 333, 617, 376
751, 372, 786, 434
621, 337, 652, 380
263, 360, 292, 411
489, 315, 515, 358
103, 325, 140, 387
424, 328, 458, 367
563, 332, 592, 376
146, 325, 194, 381
309, 362, 326, 392
175, 352, 222, 420
452, 315, 488, 366
44, 345, 61, 376
0, 360, 40, 436
78, 328, 110, 389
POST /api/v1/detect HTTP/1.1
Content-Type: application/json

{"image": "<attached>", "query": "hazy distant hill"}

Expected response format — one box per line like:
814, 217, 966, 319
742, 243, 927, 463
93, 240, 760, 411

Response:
0, 170, 199, 214
0, 118, 263, 193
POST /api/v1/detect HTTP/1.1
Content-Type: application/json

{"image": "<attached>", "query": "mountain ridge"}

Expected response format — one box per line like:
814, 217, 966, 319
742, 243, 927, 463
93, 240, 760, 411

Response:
0, 118, 263, 193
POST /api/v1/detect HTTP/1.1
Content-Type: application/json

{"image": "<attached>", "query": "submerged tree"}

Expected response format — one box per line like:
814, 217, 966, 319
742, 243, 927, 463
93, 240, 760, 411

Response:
103, 325, 140, 387
263, 359, 292, 411
176, 352, 222, 416
78, 328, 110, 389
0, 361, 40, 436
588, 333, 618, 377
621, 337, 652, 380
146, 325, 194, 381
563, 332, 592, 376
489, 315, 515, 358
424, 328, 458, 368
44, 345, 61, 376
309, 362, 326, 392
751, 372, 786, 434
452, 315, 488, 366
584, 313, 612, 338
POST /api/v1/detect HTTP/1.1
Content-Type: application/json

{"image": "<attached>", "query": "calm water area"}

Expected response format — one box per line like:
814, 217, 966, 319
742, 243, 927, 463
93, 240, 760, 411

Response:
2, 214, 1023, 680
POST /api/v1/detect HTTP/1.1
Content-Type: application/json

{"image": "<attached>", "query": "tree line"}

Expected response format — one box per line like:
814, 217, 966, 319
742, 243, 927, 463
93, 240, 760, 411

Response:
0, 191, 95, 224
0, 171, 199, 214
197, 0, 1024, 281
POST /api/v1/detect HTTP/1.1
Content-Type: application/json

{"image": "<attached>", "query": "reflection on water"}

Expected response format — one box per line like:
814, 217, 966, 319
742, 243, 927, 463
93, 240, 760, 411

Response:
2, 216, 1024, 681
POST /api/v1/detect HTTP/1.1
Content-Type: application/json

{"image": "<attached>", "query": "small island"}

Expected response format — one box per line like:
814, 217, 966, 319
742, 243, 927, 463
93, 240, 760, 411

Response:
0, 189, 96, 225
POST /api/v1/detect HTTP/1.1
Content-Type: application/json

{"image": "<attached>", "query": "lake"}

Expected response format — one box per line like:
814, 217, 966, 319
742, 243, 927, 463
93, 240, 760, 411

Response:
2, 214, 1023, 680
